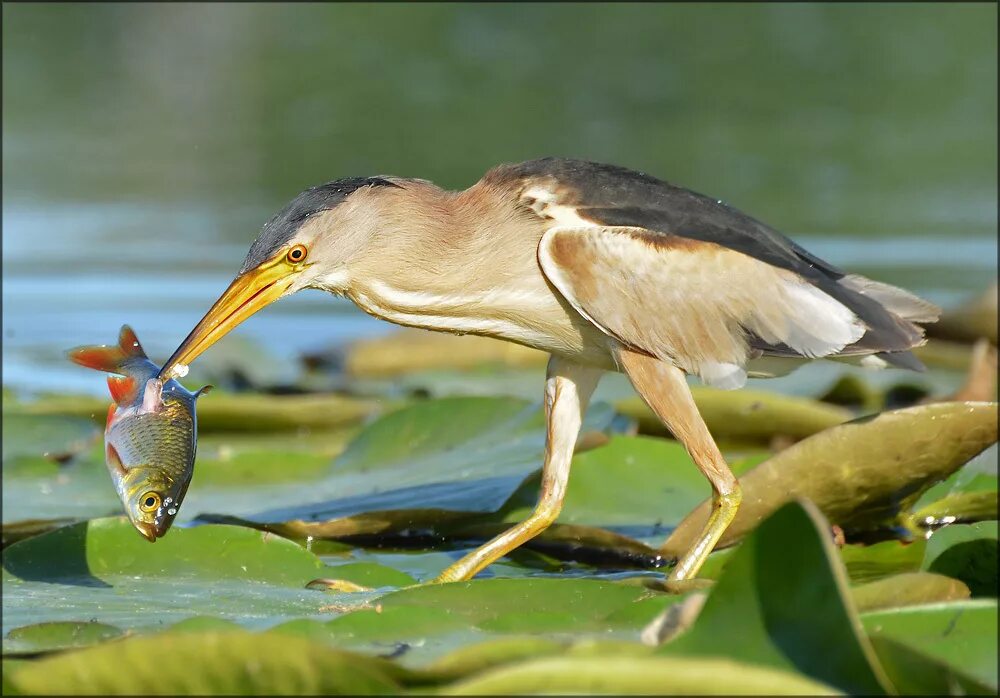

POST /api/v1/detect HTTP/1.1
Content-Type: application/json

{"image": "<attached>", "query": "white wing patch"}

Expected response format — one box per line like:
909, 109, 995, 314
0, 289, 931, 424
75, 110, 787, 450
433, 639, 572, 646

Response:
538, 225, 865, 389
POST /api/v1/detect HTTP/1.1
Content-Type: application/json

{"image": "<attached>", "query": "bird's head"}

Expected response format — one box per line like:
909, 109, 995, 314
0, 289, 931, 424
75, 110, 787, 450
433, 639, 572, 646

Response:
159, 176, 402, 378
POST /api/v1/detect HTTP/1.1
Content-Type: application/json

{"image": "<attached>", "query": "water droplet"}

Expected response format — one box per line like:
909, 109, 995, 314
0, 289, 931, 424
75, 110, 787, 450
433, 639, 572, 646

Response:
167, 507, 177, 516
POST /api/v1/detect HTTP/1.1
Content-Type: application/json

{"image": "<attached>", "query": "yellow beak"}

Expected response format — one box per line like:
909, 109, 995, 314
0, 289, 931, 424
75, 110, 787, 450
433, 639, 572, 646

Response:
159, 259, 295, 379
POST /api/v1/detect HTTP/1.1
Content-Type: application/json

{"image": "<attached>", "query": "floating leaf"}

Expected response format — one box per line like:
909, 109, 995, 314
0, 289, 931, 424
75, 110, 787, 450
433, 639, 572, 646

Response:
320, 562, 416, 588
839, 539, 927, 584
1, 518, 346, 636
438, 655, 841, 695
8, 391, 380, 434
659, 500, 891, 695
1, 413, 99, 464
230, 396, 615, 524
615, 388, 852, 444
664, 402, 998, 556
340, 329, 547, 378
3, 621, 123, 657
862, 600, 998, 691
499, 436, 709, 533
1, 518, 80, 548
8, 631, 401, 695
929, 282, 998, 345
850, 572, 970, 612
923, 521, 998, 597
867, 635, 997, 695
266, 577, 658, 666
910, 490, 998, 530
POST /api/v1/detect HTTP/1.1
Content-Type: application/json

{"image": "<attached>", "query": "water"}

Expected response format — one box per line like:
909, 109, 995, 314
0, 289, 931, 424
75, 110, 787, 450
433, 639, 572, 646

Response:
3, 4, 997, 395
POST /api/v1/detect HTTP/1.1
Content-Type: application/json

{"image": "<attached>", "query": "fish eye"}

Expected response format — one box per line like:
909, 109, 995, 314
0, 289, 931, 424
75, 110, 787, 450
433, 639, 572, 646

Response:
139, 492, 161, 513
286, 244, 308, 264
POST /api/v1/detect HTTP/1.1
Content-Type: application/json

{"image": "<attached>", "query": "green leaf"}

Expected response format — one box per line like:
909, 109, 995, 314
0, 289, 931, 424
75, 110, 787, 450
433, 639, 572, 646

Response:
923, 521, 999, 597
616, 387, 852, 443
850, 572, 970, 613
437, 655, 842, 695
1, 518, 354, 637
203, 396, 615, 524
664, 402, 998, 556
1, 413, 99, 464
8, 392, 380, 434
498, 436, 709, 533
265, 577, 656, 666
840, 539, 927, 584
378, 577, 647, 628
8, 631, 401, 695
320, 561, 416, 588
423, 636, 567, 682
3, 621, 123, 657
868, 635, 997, 695
862, 600, 998, 691
659, 500, 891, 695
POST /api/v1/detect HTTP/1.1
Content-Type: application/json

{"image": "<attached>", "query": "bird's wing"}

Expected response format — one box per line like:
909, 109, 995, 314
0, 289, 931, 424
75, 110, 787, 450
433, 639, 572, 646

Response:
493, 159, 935, 381
537, 224, 869, 389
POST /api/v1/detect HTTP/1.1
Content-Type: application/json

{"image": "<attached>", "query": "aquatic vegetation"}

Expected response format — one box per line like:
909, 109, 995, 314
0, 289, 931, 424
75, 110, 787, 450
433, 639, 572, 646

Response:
2, 330, 996, 695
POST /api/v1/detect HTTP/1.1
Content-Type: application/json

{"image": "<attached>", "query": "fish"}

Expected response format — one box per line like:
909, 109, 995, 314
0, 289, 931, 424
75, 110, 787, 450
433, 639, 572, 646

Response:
67, 325, 211, 541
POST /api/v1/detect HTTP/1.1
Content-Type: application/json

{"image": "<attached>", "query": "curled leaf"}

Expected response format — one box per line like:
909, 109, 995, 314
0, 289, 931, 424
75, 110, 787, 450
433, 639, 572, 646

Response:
663, 402, 998, 556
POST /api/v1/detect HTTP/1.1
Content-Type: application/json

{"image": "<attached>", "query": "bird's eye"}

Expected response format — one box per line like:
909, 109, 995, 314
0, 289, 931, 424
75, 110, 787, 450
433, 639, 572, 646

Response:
286, 245, 308, 264
139, 492, 161, 513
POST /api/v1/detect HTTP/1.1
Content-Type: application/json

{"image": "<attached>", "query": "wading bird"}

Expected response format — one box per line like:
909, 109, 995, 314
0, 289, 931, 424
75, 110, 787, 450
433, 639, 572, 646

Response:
160, 158, 938, 585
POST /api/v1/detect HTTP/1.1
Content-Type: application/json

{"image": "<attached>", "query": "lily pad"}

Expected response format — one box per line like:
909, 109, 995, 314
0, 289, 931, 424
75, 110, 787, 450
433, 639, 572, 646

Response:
1, 518, 352, 638
6, 630, 401, 695
438, 655, 841, 695
922, 521, 998, 596
850, 572, 970, 612
839, 539, 927, 584
498, 437, 707, 534
3, 621, 124, 657
8, 391, 381, 434
341, 329, 547, 378
664, 402, 998, 556
616, 388, 852, 444
263, 577, 661, 666
659, 500, 891, 695
1, 413, 99, 464
862, 600, 998, 691
227, 396, 615, 524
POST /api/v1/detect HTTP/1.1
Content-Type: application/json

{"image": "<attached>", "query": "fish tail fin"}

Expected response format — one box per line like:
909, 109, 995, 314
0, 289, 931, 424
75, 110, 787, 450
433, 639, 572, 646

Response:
68, 324, 149, 375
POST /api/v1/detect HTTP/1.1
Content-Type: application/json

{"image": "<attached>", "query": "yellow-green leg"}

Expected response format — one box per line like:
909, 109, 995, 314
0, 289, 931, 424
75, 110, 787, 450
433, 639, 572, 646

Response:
617, 349, 742, 584
434, 356, 602, 583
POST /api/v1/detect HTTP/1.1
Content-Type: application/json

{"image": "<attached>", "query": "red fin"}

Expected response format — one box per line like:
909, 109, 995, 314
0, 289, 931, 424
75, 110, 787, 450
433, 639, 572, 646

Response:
105, 403, 117, 434
68, 345, 126, 373
68, 325, 147, 374
107, 376, 138, 405
118, 325, 147, 359
106, 442, 127, 477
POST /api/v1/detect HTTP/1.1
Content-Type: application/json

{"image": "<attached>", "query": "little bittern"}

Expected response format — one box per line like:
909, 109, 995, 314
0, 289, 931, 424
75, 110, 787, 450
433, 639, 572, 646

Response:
161, 158, 938, 584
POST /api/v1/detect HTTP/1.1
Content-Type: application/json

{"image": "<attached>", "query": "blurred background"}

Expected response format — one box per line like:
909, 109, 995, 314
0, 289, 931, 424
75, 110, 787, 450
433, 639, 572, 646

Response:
3, 3, 997, 395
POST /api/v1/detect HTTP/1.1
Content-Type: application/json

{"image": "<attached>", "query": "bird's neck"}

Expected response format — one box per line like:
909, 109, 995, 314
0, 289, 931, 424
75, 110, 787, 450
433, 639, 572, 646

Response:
342, 178, 555, 340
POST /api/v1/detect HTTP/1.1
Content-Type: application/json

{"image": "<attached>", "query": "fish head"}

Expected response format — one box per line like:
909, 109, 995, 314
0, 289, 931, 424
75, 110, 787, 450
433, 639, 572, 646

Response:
116, 465, 191, 542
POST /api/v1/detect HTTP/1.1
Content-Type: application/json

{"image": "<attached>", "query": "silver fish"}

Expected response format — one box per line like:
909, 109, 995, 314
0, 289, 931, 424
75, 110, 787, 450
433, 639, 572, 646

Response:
68, 325, 210, 541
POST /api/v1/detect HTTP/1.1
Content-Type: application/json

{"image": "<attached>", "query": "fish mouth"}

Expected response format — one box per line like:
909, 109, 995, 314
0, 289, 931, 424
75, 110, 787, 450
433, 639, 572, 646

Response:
133, 521, 158, 542
158, 257, 297, 379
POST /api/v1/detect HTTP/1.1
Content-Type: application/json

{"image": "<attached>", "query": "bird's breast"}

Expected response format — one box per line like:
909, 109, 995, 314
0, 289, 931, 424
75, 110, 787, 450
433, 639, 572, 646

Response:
346, 271, 616, 369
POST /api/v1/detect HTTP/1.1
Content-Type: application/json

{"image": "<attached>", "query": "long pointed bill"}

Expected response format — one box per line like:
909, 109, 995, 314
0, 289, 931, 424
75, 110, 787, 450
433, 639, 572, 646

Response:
159, 259, 295, 380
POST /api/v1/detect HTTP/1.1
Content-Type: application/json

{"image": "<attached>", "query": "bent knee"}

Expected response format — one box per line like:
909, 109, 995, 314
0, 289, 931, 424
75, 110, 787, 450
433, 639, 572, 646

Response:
713, 483, 742, 511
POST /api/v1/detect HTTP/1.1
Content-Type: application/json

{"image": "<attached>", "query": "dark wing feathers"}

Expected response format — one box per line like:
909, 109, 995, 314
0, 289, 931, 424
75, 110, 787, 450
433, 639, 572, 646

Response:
502, 158, 931, 365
